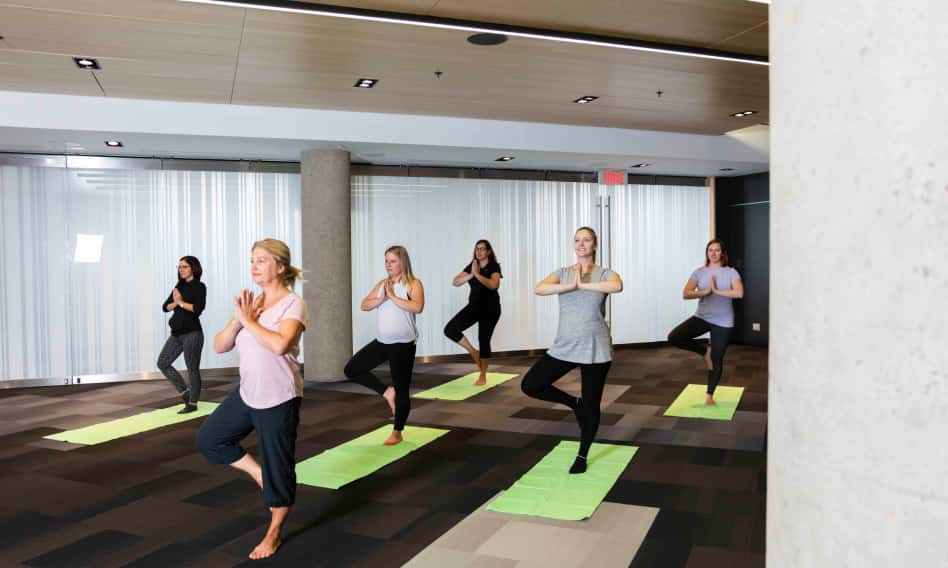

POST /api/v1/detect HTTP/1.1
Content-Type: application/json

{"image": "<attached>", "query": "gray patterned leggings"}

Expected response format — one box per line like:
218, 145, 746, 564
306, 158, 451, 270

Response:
157, 330, 204, 403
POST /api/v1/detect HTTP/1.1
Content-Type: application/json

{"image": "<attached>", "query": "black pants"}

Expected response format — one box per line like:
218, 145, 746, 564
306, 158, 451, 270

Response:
443, 303, 501, 358
344, 340, 416, 431
667, 316, 733, 395
521, 354, 612, 457
157, 330, 204, 403
196, 389, 301, 508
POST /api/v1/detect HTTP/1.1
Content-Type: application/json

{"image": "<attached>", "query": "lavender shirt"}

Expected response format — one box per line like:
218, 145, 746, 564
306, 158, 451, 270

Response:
236, 293, 308, 409
691, 266, 741, 328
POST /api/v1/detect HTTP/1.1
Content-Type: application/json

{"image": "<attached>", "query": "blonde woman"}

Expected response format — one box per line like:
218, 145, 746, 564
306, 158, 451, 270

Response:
521, 227, 623, 474
344, 245, 425, 446
196, 239, 306, 560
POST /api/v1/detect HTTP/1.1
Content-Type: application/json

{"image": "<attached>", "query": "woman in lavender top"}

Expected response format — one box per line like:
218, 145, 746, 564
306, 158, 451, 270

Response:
196, 238, 306, 561
667, 238, 743, 405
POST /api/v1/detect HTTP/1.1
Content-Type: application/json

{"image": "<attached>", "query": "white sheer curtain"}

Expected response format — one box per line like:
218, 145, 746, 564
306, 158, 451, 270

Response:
0, 165, 302, 380
609, 184, 710, 343
351, 177, 709, 356
351, 176, 599, 357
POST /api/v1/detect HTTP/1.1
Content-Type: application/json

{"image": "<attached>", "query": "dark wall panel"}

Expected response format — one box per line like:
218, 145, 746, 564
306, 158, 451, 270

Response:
715, 172, 770, 346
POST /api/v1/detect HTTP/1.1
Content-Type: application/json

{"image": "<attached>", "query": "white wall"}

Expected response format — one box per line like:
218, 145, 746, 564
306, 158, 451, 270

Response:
351, 176, 709, 356
0, 166, 302, 380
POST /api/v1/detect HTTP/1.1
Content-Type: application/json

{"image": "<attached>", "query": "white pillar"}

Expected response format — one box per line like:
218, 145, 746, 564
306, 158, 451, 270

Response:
769, 2, 948, 566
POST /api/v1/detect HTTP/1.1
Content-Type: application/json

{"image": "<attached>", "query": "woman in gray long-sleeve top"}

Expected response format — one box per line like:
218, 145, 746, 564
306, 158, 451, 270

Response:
520, 227, 623, 474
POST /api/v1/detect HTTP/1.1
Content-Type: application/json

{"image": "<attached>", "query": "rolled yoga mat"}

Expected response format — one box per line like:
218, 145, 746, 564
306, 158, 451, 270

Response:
487, 440, 638, 521
414, 372, 519, 401
43, 402, 219, 445
296, 425, 450, 489
663, 384, 745, 421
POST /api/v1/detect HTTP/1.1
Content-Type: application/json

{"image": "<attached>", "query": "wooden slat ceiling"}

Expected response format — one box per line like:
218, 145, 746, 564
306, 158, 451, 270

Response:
0, 0, 769, 134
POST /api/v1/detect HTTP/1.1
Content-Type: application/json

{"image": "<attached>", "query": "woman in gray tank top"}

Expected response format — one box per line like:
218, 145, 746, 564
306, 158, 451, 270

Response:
667, 238, 744, 405
521, 227, 623, 474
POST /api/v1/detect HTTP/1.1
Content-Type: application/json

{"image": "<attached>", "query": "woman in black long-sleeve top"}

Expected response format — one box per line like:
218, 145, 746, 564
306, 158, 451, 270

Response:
158, 256, 207, 413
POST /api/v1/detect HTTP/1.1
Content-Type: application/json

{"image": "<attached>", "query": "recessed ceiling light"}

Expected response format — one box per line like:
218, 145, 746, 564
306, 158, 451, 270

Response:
354, 78, 378, 88
629, 163, 651, 168
74, 57, 100, 70
467, 33, 507, 46
719, 168, 735, 171
104, 140, 123, 147
573, 96, 599, 104
495, 156, 515, 162
730, 110, 757, 117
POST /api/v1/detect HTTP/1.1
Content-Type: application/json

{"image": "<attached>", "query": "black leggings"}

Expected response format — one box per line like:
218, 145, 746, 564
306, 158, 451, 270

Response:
344, 340, 416, 431
443, 303, 501, 358
667, 316, 733, 395
157, 330, 203, 403
521, 354, 612, 458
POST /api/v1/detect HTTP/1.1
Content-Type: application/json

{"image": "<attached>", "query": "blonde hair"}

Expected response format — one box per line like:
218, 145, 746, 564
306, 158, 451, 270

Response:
385, 245, 416, 285
252, 238, 303, 288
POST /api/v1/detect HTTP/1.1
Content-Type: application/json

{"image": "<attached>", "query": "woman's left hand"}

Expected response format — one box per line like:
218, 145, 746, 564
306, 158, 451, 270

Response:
384, 279, 396, 299
237, 289, 265, 325
709, 275, 718, 294
172, 287, 183, 305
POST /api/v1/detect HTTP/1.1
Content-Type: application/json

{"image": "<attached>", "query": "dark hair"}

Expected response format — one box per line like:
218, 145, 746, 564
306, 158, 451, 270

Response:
704, 239, 729, 267
474, 239, 498, 266
178, 256, 203, 285
575, 226, 598, 262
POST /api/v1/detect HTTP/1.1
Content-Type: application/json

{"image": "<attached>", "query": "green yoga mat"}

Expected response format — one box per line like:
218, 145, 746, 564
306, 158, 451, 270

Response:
43, 402, 219, 445
663, 384, 745, 420
296, 425, 450, 489
487, 441, 638, 521
415, 372, 519, 401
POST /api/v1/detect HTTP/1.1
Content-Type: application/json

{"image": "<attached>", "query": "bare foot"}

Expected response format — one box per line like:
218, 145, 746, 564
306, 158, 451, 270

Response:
384, 430, 403, 446
473, 372, 487, 386
704, 346, 713, 370
249, 533, 281, 560
705, 394, 716, 406
382, 386, 396, 417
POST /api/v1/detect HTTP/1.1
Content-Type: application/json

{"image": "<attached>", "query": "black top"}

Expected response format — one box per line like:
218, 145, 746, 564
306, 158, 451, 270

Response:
463, 261, 502, 306
162, 280, 207, 336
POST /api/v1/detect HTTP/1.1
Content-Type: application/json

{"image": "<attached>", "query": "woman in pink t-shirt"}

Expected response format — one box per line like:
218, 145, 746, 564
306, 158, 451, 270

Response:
196, 238, 307, 561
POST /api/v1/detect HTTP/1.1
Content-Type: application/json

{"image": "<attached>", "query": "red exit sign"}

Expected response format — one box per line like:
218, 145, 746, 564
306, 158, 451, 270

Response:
599, 171, 627, 185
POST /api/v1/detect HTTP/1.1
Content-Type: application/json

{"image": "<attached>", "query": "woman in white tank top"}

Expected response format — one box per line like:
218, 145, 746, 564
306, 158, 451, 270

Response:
343, 245, 425, 446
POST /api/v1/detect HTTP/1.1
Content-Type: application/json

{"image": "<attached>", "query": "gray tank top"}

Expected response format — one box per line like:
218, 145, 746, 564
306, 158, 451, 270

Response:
546, 266, 614, 364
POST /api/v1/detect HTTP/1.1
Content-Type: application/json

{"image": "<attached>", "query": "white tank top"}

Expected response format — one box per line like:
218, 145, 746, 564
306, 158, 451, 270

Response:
376, 280, 417, 344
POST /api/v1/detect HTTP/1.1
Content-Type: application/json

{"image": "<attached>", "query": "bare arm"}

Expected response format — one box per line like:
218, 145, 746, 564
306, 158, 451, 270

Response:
241, 318, 304, 356
712, 276, 744, 299
452, 270, 474, 287
360, 280, 387, 311
534, 271, 576, 296
214, 318, 242, 353
388, 280, 425, 314
682, 277, 712, 300
579, 271, 623, 294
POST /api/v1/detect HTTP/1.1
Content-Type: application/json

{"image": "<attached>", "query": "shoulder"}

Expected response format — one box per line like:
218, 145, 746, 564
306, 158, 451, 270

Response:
727, 266, 741, 278
487, 261, 502, 274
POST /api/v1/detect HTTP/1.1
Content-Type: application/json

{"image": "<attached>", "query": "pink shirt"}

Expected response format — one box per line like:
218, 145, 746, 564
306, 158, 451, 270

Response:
236, 293, 308, 409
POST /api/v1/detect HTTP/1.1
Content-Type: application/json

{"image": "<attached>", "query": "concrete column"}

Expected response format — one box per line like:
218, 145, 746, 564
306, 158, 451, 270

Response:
770, 2, 947, 566
301, 149, 351, 381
